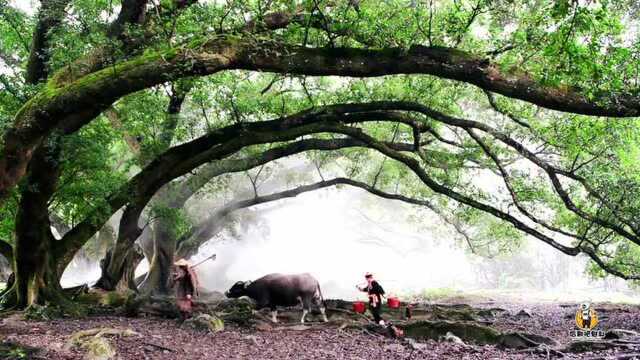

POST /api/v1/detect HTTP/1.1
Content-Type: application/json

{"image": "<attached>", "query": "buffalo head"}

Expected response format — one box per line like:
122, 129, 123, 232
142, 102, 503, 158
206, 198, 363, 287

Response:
225, 281, 250, 298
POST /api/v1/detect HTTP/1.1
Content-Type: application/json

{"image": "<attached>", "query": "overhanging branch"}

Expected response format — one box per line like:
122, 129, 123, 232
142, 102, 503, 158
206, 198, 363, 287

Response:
324, 123, 582, 256
177, 176, 469, 257
3, 33, 639, 201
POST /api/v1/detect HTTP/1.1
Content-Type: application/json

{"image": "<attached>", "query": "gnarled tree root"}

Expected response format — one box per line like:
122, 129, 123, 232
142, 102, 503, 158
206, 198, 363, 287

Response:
65, 327, 140, 360
561, 339, 640, 353
583, 353, 640, 360
400, 320, 557, 349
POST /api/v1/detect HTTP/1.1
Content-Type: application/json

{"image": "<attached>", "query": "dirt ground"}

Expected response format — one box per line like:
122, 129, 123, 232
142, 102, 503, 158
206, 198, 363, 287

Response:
2, 299, 640, 359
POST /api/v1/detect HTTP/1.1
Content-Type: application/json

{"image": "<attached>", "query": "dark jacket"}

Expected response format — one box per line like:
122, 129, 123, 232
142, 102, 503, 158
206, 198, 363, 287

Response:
362, 280, 385, 306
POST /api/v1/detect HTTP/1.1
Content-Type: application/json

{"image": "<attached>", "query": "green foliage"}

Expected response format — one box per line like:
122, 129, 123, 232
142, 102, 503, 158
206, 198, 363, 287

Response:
0, 342, 38, 359
51, 117, 129, 226
23, 302, 90, 320
215, 298, 255, 327
23, 303, 65, 320
149, 205, 193, 240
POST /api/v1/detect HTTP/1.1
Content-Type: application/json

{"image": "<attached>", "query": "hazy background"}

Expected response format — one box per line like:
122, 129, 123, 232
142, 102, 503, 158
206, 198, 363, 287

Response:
189, 186, 638, 303
60, 156, 640, 303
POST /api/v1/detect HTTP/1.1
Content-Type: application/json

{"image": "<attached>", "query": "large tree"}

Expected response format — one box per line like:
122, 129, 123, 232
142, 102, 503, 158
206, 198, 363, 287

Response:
1, 0, 640, 309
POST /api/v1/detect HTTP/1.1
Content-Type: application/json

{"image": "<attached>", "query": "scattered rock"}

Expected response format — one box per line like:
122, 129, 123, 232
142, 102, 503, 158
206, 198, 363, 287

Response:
243, 335, 260, 346
254, 321, 273, 331
383, 343, 405, 352
514, 309, 533, 318
498, 332, 556, 349
476, 307, 507, 318
182, 314, 224, 333
404, 338, 428, 351
605, 329, 640, 340
441, 331, 466, 346
285, 325, 310, 331
563, 340, 631, 353
80, 337, 115, 360
517, 332, 558, 346
583, 353, 640, 360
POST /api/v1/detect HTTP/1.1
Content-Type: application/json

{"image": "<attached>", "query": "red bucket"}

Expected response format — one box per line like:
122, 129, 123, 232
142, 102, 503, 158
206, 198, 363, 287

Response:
387, 297, 400, 309
352, 301, 366, 313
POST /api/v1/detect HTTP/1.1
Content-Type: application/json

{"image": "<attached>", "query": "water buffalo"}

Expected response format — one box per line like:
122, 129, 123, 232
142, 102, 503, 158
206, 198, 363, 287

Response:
225, 273, 328, 323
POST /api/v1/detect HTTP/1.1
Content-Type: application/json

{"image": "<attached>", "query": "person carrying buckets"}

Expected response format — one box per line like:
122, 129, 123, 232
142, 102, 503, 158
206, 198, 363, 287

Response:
356, 272, 386, 325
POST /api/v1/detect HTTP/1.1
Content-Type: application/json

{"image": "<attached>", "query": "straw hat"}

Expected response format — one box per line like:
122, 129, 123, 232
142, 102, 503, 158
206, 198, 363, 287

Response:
174, 258, 190, 267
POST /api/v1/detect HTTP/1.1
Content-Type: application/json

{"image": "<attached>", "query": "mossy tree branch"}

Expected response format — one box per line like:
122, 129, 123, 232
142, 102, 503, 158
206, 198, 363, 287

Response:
2, 34, 640, 201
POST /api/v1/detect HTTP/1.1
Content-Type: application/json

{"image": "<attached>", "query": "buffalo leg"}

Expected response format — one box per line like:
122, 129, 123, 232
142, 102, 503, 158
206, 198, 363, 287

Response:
301, 297, 313, 323
320, 306, 328, 322
312, 294, 329, 322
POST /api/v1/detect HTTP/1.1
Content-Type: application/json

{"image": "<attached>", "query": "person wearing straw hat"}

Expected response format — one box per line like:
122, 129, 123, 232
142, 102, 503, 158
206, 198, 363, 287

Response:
356, 272, 385, 325
171, 258, 199, 321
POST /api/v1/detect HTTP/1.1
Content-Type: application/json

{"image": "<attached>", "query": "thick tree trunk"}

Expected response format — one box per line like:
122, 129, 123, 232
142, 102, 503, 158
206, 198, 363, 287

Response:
12, 235, 64, 308
2, 140, 67, 308
140, 220, 177, 295
93, 206, 143, 291
95, 246, 143, 292
118, 250, 143, 291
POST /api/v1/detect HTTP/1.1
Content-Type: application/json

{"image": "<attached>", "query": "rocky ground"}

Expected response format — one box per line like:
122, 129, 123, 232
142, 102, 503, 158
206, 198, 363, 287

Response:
2, 298, 640, 359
